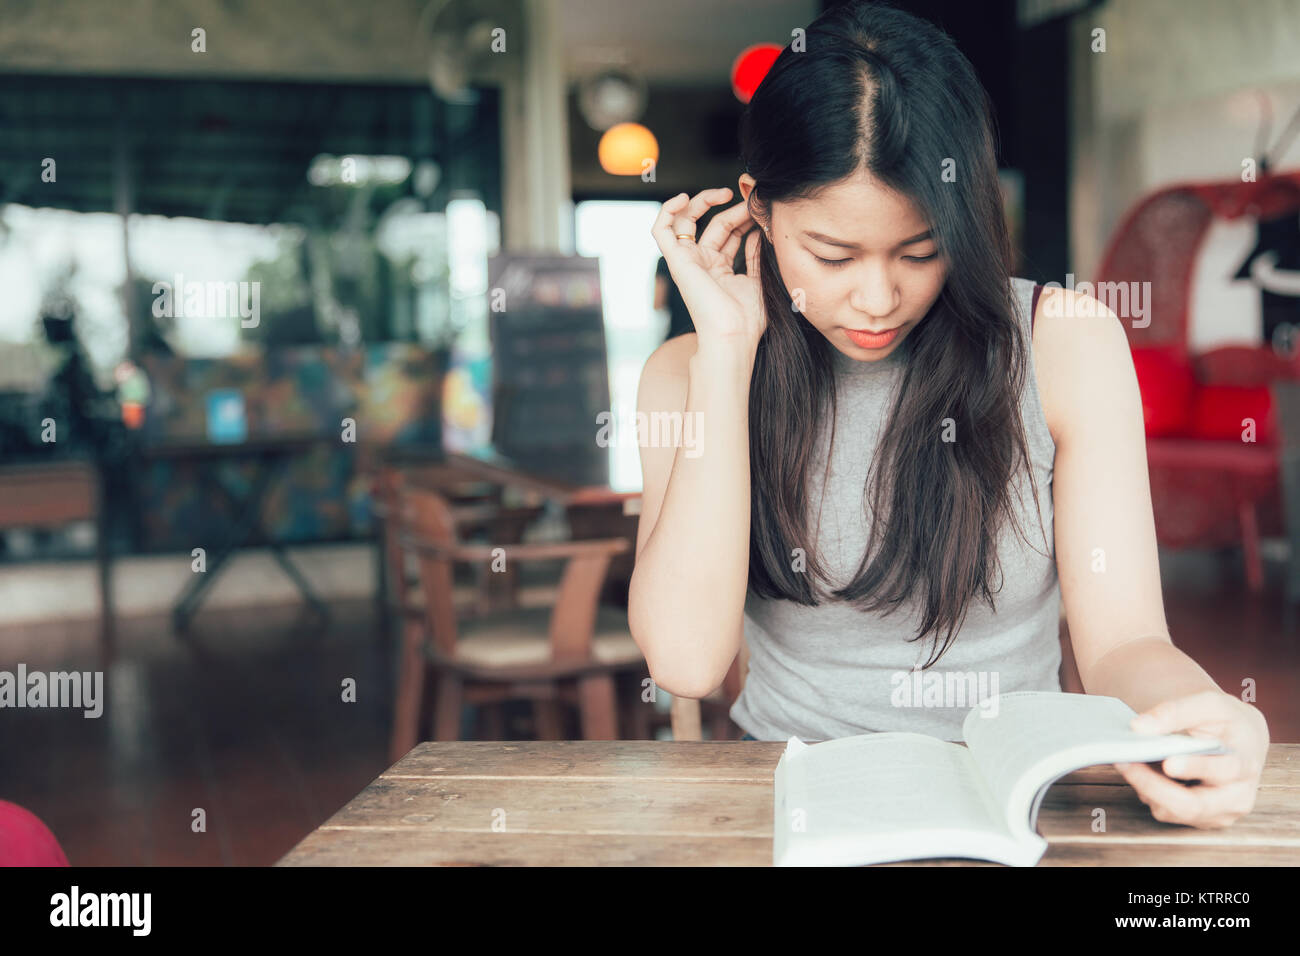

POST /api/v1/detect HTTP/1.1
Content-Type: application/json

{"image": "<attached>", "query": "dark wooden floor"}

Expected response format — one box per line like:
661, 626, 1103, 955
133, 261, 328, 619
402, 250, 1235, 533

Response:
1, 601, 399, 865
1, 548, 1296, 866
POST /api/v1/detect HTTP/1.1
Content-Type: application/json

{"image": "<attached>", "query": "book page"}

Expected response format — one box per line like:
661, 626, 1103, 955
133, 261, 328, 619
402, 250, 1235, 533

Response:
962, 691, 1226, 835
774, 731, 1020, 865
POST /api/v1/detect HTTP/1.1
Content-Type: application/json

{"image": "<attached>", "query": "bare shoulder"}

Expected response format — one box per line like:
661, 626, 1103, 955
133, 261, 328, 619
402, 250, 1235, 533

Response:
1030, 285, 1134, 447
637, 332, 699, 409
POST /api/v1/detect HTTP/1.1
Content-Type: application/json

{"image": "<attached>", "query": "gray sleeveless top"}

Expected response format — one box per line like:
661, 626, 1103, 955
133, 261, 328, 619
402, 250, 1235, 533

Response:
730, 276, 1061, 742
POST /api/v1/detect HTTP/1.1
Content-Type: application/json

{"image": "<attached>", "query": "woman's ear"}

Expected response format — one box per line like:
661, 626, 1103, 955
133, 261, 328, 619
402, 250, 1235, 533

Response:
738, 173, 771, 239
738, 172, 756, 204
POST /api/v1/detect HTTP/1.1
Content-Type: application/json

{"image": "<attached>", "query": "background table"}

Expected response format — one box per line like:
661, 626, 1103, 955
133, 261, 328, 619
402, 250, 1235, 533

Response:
142, 434, 331, 631
278, 741, 1300, 866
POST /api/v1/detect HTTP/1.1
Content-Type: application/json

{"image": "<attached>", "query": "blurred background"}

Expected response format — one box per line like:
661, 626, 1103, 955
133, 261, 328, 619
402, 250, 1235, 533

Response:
0, 0, 1298, 864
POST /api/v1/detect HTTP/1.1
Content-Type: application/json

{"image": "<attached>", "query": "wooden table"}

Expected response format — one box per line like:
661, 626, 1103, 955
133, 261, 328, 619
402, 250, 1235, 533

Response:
142, 434, 331, 631
277, 741, 1300, 866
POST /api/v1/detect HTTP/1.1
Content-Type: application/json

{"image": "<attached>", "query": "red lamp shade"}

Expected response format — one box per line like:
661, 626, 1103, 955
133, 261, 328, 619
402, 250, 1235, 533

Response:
1129, 345, 1196, 437
731, 44, 782, 104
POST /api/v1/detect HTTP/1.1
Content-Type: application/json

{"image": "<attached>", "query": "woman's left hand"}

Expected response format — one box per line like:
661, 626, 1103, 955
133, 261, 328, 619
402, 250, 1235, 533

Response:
1113, 690, 1269, 829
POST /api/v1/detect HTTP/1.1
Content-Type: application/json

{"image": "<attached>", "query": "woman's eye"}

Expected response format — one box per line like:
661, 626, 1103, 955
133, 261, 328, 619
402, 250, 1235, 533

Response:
815, 253, 938, 267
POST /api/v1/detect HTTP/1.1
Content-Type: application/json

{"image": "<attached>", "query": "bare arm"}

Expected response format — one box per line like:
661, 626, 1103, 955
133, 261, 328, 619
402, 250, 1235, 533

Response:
628, 335, 755, 697
1033, 285, 1215, 704
627, 187, 767, 699
1035, 285, 1268, 828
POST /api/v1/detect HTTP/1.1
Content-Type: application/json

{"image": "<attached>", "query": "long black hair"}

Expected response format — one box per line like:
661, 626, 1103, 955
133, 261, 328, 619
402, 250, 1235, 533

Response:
740, 0, 1047, 668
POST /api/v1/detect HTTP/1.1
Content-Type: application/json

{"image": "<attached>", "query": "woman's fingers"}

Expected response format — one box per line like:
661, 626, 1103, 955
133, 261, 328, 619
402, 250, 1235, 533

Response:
699, 195, 753, 257
745, 226, 761, 277
652, 188, 766, 342
652, 192, 693, 253
670, 187, 733, 243
1113, 761, 1251, 828
1161, 751, 1246, 786
1114, 761, 1201, 824
1128, 690, 1228, 736
652, 194, 715, 294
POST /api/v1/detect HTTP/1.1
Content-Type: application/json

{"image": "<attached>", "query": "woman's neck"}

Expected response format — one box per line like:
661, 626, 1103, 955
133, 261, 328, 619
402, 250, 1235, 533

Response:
830, 338, 909, 377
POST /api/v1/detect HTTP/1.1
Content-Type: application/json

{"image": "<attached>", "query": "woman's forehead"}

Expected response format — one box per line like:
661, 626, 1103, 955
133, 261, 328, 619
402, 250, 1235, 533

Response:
779, 179, 928, 244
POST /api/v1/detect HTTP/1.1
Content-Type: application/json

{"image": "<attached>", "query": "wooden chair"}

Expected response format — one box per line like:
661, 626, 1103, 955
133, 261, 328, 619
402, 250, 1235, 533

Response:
377, 465, 563, 753
389, 482, 648, 760
372, 465, 557, 634
669, 605, 1079, 740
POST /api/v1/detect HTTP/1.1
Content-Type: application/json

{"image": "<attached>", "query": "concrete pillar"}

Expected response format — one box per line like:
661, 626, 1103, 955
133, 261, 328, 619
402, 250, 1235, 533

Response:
500, 0, 571, 254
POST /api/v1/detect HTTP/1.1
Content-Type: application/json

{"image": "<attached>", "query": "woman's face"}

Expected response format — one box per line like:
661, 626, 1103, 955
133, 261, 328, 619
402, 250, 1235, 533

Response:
738, 169, 947, 362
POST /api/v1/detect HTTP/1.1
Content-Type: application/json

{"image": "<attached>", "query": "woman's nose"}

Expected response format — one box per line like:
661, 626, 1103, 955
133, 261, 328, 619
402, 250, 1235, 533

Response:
849, 274, 899, 319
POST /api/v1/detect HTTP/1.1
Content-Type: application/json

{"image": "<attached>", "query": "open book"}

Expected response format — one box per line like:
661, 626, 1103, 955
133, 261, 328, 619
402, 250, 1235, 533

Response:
772, 691, 1227, 867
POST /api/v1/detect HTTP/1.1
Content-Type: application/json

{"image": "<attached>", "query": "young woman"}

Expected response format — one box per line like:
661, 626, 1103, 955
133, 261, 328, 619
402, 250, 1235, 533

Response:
627, 1, 1267, 830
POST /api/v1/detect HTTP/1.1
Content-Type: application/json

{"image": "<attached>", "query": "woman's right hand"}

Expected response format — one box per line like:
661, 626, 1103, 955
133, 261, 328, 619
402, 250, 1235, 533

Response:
652, 188, 767, 355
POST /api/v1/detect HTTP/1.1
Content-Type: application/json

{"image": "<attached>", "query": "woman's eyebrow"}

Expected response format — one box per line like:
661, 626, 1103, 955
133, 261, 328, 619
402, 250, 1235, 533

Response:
802, 229, 933, 249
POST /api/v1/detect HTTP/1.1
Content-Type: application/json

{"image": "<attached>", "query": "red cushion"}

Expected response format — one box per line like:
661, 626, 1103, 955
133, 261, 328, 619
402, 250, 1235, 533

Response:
0, 800, 69, 866
1188, 384, 1276, 444
1130, 346, 1196, 437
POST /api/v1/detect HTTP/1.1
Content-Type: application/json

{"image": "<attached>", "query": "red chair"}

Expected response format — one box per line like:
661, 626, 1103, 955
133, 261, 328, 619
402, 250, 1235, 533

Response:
1096, 169, 1300, 591
0, 801, 69, 866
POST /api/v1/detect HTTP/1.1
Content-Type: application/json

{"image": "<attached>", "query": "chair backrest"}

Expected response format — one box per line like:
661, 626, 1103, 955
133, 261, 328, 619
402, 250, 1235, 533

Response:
373, 466, 407, 607
396, 479, 633, 674
375, 463, 479, 598
1095, 170, 1300, 353
401, 484, 463, 658
1195, 346, 1300, 386
546, 546, 614, 662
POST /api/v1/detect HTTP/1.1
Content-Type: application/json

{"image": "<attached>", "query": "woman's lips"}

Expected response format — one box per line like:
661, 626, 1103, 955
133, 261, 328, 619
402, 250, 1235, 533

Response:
844, 326, 901, 349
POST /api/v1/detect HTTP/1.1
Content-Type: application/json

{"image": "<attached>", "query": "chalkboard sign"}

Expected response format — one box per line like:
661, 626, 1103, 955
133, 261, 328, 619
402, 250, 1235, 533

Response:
487, 253, 610, 487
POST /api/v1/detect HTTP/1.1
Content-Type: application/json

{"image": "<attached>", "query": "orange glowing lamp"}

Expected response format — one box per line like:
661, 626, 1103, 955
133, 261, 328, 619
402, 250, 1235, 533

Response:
597, 122, 659, 177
